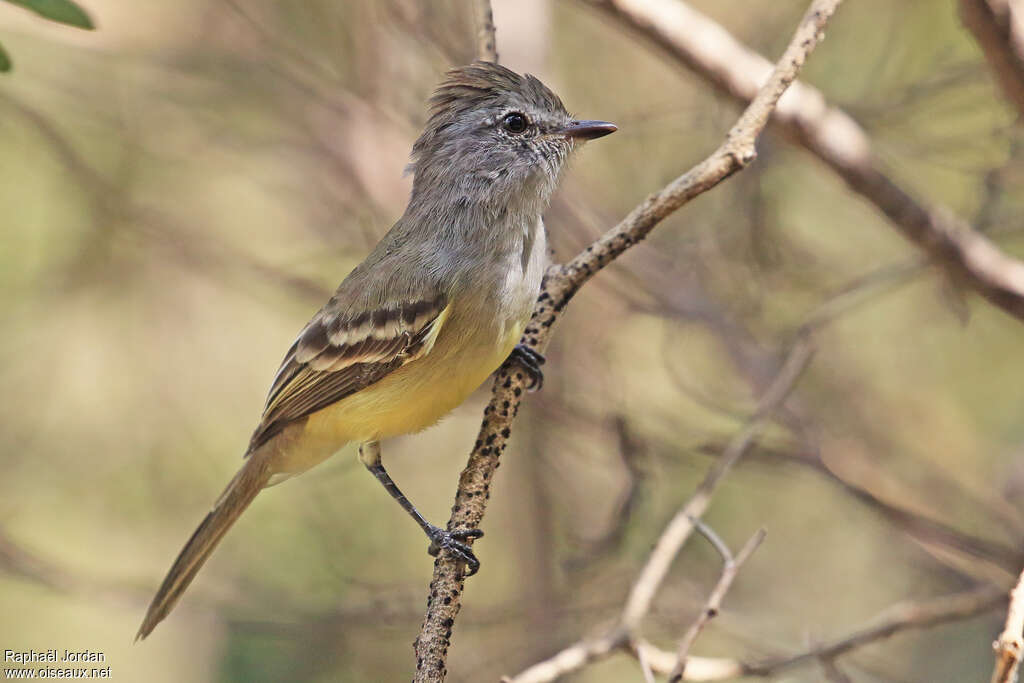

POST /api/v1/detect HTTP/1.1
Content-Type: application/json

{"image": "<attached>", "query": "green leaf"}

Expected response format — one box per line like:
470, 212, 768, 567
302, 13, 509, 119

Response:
3, 0, 94, 30
0, 41, 10, 72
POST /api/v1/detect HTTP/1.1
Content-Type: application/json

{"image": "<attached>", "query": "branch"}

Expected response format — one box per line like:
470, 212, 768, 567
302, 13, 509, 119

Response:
745, 584, 1006, 676
505, 586, 1003, 681
608, 581, 1006, 681
411, 1, 842, 679
959, 0, 1024, 117
582, 0, 1024, 323
474, 0, 498, 62
668, 526, 766, 683
625, 584, 1005, 680
992, 568, 1024, 683
502, 637, 746, 683
821, 463, 1024, 575
505, 339, 814, 683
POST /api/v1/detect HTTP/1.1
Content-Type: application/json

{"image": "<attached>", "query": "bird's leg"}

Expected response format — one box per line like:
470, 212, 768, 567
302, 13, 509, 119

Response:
506, 343, 545, 391
358, 441, 484, 576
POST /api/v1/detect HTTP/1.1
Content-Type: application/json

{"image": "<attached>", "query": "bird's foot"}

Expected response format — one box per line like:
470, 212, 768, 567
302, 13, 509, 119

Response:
507, 344, 545, 391
426, 525, 484, 576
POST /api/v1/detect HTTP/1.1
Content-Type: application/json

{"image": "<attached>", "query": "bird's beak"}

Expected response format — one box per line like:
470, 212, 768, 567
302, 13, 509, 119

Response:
559, 120, 618, 141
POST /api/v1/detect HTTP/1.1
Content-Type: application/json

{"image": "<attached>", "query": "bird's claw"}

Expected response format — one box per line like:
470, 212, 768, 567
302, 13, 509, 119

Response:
508, 344, 546, 391
426, 525, 484, 576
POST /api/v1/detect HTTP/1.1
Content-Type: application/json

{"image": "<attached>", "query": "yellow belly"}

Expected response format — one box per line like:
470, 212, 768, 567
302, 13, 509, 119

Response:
267, 317, 525, 477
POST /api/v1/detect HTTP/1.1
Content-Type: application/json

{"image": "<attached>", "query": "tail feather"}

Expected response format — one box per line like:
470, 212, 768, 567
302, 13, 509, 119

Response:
137, 456, 270, 640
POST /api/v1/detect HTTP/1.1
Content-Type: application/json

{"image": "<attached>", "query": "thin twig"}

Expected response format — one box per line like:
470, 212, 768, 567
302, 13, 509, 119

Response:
669, 528, 766, 682
689, 518, 736, 566
991, 568, 1024, 683
507, 521, 1004, 681
581, 0, 1024, 323
505, 339, 814, 683
634, 640, 743, 680
411, 2, 842, 679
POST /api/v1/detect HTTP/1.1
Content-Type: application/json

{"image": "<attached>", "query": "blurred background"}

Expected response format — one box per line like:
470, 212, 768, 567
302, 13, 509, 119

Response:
2, 0, 1023, 680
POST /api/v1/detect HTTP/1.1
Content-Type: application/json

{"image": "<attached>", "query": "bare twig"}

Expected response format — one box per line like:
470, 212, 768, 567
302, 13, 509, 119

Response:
411, 2, 842, 679
507, 560, 1004, 680
503, 636, 740, 683
634, 640, 743, 681
669, 528, 766, 683
581, 0, 1024, 323
959, 0, 1024, 117
505, 339, 814, 683
474, 0, 498, 62
991, 568, 1024, 683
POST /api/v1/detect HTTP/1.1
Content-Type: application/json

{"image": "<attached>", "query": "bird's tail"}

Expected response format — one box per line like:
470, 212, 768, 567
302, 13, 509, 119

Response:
136, 454, 271, 640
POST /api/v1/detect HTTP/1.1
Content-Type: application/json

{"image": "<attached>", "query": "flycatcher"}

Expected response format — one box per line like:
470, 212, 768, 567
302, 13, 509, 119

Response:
138, 61, 616, 639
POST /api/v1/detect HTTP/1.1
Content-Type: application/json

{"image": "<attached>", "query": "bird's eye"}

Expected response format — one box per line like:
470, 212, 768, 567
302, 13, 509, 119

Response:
503, 112, 528, 134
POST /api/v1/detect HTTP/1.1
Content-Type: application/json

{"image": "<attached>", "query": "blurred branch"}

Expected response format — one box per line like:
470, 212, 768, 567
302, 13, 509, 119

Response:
504, 339, 813, 683
799, 257, 929, 332
669, 526, 766, 683
581, 0, 1024, 324
821, 463, 1024, 575
0, 93, 332, 304
474, 0, 498, 62
959, 0, 1024, 117
637, 643, 657, 683
692, 436, 1024, 579
506, 638, 743, 683
991, 568, 1024, 683
0, 526, 78, 593
622, 584, 1004, 680
412, 2, 842, 678
622, 585, 1004, 680
745, 584, 1005, 676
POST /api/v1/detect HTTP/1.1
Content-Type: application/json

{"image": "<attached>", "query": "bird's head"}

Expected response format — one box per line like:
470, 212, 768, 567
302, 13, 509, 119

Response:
408, 62, 616, 212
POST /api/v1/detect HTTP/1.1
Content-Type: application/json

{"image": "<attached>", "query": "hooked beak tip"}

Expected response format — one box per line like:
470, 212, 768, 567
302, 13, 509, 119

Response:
562, 120, 618, 141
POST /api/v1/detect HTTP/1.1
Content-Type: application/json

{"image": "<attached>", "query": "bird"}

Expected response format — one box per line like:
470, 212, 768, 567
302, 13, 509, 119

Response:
137, 61, 616, 640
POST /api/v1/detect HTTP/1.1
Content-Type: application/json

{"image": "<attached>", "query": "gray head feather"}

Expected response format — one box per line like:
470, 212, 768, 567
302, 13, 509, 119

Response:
407, 62, 577, 215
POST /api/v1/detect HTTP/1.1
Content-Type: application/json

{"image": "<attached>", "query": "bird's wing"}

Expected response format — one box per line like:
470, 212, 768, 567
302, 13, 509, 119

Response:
248, 294, 450, 451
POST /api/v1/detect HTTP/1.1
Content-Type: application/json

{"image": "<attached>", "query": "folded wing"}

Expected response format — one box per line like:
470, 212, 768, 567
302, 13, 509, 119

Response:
248, 295, 450, 451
